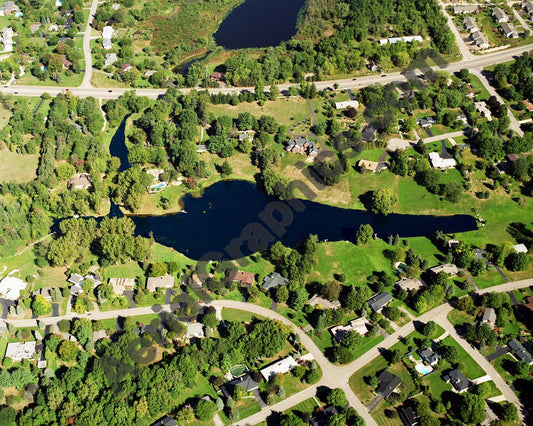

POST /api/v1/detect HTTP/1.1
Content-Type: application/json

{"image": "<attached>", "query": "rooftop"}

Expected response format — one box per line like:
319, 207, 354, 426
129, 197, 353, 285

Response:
377, 370, 402, 398
260, 356, 298, 380
146, 275, 175, 292
367, 292, 392, 312
262, 272, 289, 291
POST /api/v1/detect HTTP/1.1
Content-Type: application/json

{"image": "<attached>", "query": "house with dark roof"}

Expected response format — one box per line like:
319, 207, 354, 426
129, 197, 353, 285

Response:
152, 416, 177, 426
492, 7, 509, 23
443, 369, 470, 392
367, 292, 392, 312
508, 339, 533, 364
361, 125, 377, 142
481, 307, 497, 328
463, 16, 479, 33
221, 373, 259, 399
419, 348, 439, 366
262, 272, 289, 291
501, 22, 518, 38
399, 406, 419, 426
310, 406, 339, 426
286, 136, 318, 158
417, 116, 436, 128
377, 370, 402, 398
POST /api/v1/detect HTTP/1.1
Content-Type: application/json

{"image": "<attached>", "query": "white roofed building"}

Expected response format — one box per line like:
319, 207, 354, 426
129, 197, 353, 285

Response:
260, 356, 298, 380
429, 152, 456, 170
0, 276, 26, 300
5, 341, 36, 362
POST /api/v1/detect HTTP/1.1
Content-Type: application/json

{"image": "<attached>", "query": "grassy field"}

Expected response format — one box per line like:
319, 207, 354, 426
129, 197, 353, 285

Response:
447, 309, 475, 328
0, 104, 12, 129
221, 308, 265, 322
283, 396, 320, 417
208, 97, 311, 127
0, 150, 38, 183
440, 336, 485, 379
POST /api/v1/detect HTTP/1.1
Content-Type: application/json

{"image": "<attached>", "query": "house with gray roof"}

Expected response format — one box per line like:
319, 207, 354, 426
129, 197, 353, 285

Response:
221, 373, 259, 399
508, 339, 533, 364
262, 272, 289, 291
500, 22, 518, 38
463, 17, 479, 33
443, 369, 470, 392
361, 125, 377, 142
492, 7, 509, 23
481, 307, 497, 328
377, 370, 401, 398
367, 292, 392, 312
419, 347, 439, 366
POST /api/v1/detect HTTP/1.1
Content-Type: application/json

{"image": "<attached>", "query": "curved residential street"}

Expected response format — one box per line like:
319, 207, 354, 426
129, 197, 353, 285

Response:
79, 0, 99, 88
3, 277, 533, 424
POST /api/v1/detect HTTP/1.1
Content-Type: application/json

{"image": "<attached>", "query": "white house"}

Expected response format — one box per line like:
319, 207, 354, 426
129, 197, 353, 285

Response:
514, 243, 528, 253
429, 152, 456, 170
260, 356, 298, 380
334, 100, 359, 110
475, 101, 492, 121
109, 278, 135, 296
1, 27, 13, 52
186, 322, 204, 339
5, 341, 36, 362
0, 276, 26, 300
102, 25, 114, 50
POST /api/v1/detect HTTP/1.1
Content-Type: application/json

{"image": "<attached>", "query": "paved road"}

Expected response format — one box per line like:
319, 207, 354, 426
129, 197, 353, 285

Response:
80, 0, 99, 89
439, 0, 474, 62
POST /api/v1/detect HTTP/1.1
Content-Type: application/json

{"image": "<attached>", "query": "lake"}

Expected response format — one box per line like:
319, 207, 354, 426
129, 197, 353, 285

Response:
109, 115, 131, 172
130, 180, 478, 261
214, 0, 304, 49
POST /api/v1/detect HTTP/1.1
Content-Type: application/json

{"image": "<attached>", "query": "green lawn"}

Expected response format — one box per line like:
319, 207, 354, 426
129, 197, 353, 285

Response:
474, 269, 506, 289
447, 309, 475, 328
283, 397, 320, 417
0, 150, 38, 183
221, 308, 265, 322
492, 354, 517, 384
219, 397, 261, 425
440, 336, 485, 380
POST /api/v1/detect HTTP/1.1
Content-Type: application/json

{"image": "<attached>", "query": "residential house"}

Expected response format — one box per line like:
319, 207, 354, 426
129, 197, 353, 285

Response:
463, 17, 479, 33
526, 0, 533, 15
523, 99, 533, 112
68, 173, 92, 190
4, 341, 36, 362
153, 416, 178, 426
378, 36, 423, 45
307, 294, 341, 310
330, 317, 368, 342
358, 159, 387, 173
473, 248, 487, 260
471, 31, 489, 49
187, 273, 213, 287
457, 113, 468, 125
429, 152, 457, 170
492, 7, 509, 23
185, 322, 204, 339
60, 54, 72, 69
111, 3, 120, 10
226, 270, 255, 286
466, 83, 475, 98
395, 278, 424, 292
500, 22, 518, 38
377, 370, 402, 398
1, 27, 13, 52
101, 25, 113, 50
417, 116, 436, 128
0, 1, 19, 16
448, 239, 460, 249
399, 406, 419, 426
475, 101, 492, 121
443, 369, 470, 392
508, 339, 533, 364
68, 273, 84, 286
481, 307, 497, 328
453, 5, 479, 14
92, 329, 108, 343
260, 356, 298, 380
221, 373, 259, 399
361, 125, 377, 142
419, 348, 439, 366
109, 278, 135, 296
0, 276, 26, 300
310, 406, 339, 426
119, 63, 133, 76
104, 53, 117, 67
367, 292, 392, 312
430, 264, 459, 276
367, 61, 379, 72
262, 272, 289, 291
238, 130, 254, 143
146, 275, 174, 292
334, 100, 360, 109
513, 243, 528, 253
285, 136, 318, 157
196, 144, 207, 153
32, 287, 52, 301
210, 71, 225, 81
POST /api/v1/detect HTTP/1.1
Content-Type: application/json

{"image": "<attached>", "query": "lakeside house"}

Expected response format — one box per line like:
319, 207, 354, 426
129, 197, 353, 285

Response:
68, 173, 92, 190
262, 272, 289, 291
335, 100, 359, 109
443, 369, 470, 392
109, 278, 135, 296
377, 370, 402, 398
307, 294, 341, 310
481, 307, 497, 328
146, 275, 174, 292
285, 136, 318, 158
260, 356, 298, 380
5, 341, 36, 362
429, 152, 457, 170
210, 71, 225, 81
330, 318, 368, 343
186, 273, 213, 287
0, 276, 26, 300
226, 270, 255, 286
368, 292, 392, 312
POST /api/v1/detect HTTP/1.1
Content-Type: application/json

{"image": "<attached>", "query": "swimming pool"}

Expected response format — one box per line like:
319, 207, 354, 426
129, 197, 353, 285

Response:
150, 182, 166, 191
415, 364, 433, 375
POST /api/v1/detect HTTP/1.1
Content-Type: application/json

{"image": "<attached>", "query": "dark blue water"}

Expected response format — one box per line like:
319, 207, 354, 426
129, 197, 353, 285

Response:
130, 180, 478, 261
109, 115, 130, 172
214, 0, 304, 49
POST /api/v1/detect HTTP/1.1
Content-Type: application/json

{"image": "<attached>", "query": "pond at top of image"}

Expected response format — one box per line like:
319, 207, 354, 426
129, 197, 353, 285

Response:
130, 180, 478, 261
214, 0, 305, 49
